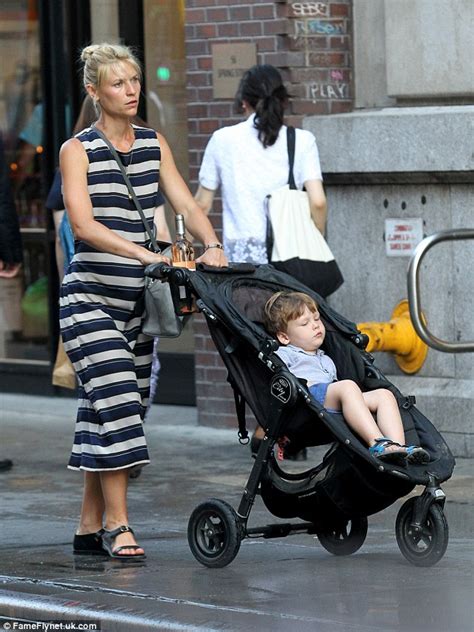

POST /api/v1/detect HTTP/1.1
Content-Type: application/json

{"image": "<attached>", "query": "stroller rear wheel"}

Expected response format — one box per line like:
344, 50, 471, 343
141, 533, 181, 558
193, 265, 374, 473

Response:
396, 497, 449, 567
188, 498, 242, 568
317, 516, 368, 556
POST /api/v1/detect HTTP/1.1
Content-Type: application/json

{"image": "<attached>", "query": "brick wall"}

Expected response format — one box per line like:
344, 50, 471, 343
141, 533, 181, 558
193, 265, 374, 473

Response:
185, 0, 353, 427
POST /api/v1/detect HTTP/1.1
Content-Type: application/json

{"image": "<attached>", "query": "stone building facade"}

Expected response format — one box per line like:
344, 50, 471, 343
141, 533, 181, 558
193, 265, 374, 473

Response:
183, 0, 473, 457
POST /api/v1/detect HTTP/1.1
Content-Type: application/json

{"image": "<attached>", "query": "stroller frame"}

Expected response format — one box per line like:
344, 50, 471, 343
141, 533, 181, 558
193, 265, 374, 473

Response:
146, 262, 454, 568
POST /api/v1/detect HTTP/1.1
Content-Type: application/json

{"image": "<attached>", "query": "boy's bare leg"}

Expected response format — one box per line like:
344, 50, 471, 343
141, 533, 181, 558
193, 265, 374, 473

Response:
362, 389, 405, 445
324, 380, 402, 450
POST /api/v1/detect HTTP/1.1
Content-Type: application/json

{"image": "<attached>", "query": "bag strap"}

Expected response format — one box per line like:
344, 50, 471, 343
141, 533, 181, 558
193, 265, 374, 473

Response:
286, 126, 297, 190
93, 125, 160, 252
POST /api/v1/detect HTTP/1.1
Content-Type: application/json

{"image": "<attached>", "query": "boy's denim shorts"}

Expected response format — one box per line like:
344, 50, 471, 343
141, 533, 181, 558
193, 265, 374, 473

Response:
309, 383, 339, 413
309, 383, 329, 405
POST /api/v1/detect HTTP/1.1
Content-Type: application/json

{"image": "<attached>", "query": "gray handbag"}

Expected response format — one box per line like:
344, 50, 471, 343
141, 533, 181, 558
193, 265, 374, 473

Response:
94, 126, 183, 338
142, 261, 183, 337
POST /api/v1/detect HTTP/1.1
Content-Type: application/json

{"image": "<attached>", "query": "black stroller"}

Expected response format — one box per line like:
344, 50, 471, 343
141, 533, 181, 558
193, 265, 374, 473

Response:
146, 263, 455, 568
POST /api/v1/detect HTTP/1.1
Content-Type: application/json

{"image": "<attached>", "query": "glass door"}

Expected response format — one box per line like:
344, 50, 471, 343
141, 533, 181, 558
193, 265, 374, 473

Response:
143, 0, 195, 362
0, 0, 50, 365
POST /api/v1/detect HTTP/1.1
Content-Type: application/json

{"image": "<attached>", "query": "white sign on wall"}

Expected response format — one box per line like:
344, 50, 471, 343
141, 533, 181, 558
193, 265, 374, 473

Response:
385, 218, 424, 257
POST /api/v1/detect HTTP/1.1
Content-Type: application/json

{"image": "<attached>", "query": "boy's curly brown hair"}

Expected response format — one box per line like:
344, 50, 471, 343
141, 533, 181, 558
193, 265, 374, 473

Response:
263, 291, 319, 337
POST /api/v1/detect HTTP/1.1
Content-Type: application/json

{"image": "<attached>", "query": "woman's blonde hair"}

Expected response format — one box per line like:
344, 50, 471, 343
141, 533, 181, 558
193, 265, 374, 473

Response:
81, 43, 142, 89
264, 291, 319, 336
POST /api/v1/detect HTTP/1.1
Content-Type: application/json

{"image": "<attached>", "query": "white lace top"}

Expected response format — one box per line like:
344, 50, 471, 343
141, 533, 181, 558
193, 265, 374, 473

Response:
198, 115, 323, 264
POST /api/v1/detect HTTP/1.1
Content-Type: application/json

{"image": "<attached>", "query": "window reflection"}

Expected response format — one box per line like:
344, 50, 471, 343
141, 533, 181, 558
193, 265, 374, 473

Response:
144, 0, 188, 180
143, 0, 194, 354
0, 1, 49, 362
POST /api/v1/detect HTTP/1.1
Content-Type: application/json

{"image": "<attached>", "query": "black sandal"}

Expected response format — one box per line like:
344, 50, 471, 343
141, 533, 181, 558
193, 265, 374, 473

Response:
73, 529, 106, 555
102, 525, 146, 560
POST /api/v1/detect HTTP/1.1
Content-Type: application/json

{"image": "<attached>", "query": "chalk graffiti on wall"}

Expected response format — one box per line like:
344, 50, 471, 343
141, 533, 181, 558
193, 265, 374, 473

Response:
330, 70, 344, 81
310, 82, 349, 100
287, 1, 351, 106
290, 2, 328, 17
291, 36, 333, 51
308, 53, 340, 65
293, 19, 345, 37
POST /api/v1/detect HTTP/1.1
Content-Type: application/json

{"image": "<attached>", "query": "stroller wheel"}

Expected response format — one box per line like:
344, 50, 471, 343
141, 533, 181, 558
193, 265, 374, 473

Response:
317, 516, 368, 556
188, 498, 242, 568
396, 497, 449, 567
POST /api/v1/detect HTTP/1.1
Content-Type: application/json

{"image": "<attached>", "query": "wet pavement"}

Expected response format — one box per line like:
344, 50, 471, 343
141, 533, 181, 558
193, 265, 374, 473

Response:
0, 393, 473, 631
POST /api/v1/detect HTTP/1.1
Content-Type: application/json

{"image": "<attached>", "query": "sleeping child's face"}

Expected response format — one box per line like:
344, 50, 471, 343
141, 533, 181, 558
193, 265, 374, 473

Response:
276, 305, 326, 353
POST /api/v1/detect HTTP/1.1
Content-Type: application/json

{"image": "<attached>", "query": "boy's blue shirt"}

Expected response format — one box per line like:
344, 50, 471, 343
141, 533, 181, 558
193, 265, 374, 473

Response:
276, 343, 337, 386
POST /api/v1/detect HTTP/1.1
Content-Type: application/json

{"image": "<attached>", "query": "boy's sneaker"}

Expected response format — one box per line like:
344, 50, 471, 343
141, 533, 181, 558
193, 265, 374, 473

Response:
405, 445, 430, 465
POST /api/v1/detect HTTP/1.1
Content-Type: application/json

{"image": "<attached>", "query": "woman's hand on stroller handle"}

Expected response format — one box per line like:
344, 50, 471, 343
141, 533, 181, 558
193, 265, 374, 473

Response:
144, 261, 174, 280
196, 246, 228, 268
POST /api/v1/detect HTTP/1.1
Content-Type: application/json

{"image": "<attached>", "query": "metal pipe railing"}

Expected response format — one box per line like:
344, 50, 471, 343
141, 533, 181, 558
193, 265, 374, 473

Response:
407, 228, 474, 353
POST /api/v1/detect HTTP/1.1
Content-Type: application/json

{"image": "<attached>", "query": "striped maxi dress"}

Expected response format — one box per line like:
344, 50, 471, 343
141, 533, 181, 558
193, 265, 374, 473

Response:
60, 124, 160, 471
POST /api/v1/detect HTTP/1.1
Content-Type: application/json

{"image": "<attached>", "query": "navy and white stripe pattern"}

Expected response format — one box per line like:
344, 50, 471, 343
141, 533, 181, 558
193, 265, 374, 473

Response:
60, 125, 160, 471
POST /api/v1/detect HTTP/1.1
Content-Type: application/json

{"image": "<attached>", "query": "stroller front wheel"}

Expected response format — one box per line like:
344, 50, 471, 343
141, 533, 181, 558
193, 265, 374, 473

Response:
317, 516, 368, 556
396, 497, 449, 567
188, 498, 242, 568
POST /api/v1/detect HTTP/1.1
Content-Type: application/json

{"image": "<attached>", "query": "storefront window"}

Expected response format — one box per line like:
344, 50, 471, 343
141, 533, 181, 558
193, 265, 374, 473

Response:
0, 0, 50, 363
143, 0, 194, 355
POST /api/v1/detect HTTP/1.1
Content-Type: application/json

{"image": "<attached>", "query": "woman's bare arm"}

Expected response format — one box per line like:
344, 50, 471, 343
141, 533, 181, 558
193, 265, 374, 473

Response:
60, 138, 169, 265
157, 133, 227, 267
304, 179, 327, 235
153, 205, 171, 242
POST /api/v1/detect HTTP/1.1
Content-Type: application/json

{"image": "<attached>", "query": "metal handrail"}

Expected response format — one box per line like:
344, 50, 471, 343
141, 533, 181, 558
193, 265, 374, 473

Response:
407, 228, 474, 353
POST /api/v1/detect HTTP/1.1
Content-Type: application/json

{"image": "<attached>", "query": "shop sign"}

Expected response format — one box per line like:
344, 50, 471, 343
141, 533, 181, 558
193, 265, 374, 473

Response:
385, 218, 424, 257
212, 43, 257, 99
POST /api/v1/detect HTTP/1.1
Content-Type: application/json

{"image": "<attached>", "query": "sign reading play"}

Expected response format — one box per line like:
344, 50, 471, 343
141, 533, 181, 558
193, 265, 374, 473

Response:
212, 43, 257, 99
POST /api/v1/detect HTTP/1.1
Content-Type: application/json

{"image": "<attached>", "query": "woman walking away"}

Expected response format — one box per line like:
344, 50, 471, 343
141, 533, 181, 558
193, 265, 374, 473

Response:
195, 64, 328, 459
195, 64, 327, 266
60, 43, 227, 560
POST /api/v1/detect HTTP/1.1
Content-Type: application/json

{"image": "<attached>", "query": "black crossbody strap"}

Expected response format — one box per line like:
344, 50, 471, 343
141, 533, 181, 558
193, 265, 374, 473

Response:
286, 126, 297, 190
93, 126, 160, 252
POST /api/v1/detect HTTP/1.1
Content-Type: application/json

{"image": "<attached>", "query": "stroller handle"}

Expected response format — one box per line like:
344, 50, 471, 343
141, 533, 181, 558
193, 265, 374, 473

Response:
145, 261, 256, 282
145, 262, 187, 284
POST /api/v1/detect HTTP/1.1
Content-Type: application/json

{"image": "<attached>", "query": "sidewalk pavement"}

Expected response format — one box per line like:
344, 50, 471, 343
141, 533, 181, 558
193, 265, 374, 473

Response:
0, 393, 473, 631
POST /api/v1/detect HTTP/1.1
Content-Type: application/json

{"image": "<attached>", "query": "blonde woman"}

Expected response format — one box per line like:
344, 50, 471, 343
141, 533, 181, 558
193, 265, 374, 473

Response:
60, 43, 227, 560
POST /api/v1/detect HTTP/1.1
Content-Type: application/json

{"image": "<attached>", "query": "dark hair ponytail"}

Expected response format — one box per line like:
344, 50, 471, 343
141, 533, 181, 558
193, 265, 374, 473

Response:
235, 65, 289, 148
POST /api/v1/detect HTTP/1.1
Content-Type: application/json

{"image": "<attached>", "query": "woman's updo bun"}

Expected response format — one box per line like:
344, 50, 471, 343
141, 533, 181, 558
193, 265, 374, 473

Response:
81, 42, 141, 89
80, 44, 101, 63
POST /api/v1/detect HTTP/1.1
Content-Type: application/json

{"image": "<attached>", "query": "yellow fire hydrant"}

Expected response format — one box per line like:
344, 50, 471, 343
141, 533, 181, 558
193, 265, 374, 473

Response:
357, 299, 428, 374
